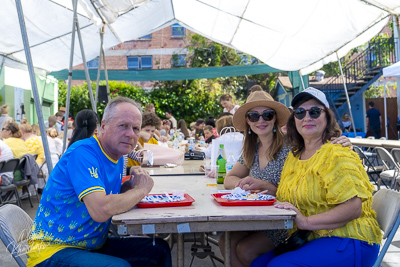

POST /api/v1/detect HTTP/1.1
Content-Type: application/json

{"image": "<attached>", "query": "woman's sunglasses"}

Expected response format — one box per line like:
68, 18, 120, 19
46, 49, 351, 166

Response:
246, 110, 276, 122
294, 107, 324, 120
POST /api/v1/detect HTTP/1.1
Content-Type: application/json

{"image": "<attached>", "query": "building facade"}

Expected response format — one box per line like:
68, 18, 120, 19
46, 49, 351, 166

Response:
0, 66, 58, 124
74, 24, 189, 89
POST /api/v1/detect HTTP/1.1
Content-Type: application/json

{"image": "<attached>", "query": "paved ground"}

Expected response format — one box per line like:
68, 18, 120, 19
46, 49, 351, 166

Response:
0, 196, 399, 267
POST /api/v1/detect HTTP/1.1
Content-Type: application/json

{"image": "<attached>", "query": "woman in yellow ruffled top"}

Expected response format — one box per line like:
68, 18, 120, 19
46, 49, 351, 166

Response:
251, 88, 382, 267
2, 121, 28, 158
20, 120, 45, 165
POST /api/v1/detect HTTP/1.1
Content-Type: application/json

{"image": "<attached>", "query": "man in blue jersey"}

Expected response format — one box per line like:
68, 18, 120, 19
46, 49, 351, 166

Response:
27, 97, 171, 267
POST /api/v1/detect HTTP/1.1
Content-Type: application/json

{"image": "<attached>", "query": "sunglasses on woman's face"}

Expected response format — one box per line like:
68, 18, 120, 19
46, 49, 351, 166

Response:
294, 107, 324, 120
246, 110, 276, 122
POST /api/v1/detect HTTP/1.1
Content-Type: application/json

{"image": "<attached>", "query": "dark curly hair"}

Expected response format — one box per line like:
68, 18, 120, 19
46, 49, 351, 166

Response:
205, 116, 216, 128
285, 94, 342, 156
142, 112, 161, 129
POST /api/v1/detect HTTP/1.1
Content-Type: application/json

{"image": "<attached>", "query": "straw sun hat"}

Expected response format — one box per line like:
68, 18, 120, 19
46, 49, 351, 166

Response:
233, 91, 290, 131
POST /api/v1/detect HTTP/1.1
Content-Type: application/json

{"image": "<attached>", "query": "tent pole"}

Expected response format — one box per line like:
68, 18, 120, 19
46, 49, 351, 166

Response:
393, 16, 400, 131
75, 17, 96, 112
336, 52, 357, 137
101, 45, 111, 102
298, 71, 306, 90
95, 25, 105, 106
0, 57, 5, 78
384, 78, 388, 139
15, 0, 53, 172
62, 0, 78, 153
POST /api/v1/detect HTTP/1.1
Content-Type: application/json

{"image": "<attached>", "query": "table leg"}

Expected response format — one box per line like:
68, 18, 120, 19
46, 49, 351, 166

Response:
177, 233, 184, 267
224, 231, 231, 267
201, 232, 206, 245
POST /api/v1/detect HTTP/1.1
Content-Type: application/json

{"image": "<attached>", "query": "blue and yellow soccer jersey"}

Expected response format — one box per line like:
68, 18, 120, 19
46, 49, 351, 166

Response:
27, 136, 123, 266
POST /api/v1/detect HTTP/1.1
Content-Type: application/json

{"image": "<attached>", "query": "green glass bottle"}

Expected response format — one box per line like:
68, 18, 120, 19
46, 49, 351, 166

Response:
216, 144, 226, 184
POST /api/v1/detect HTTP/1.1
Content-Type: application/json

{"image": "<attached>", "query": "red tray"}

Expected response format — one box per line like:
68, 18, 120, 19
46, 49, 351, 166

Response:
138, 193, 195, 208
212, 193, 276, 206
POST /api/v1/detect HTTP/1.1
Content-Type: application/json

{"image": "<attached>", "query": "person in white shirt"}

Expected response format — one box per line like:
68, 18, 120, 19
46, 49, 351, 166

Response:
0, 139, 14, 185
165, 110, 177, 130
220, 94, 240, 115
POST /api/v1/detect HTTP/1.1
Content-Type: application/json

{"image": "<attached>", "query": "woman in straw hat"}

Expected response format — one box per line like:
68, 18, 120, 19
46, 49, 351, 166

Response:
219, 90, 351, 267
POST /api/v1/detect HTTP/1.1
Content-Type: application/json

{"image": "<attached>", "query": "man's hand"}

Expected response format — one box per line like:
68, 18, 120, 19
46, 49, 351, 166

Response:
331, 136, 351, 147
122, 167, 153, 194
128, 167, 154, 194
85, 168, 154, 223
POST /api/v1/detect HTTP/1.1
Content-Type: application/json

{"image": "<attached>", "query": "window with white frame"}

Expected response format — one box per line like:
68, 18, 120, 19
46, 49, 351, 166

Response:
127, 56, 152, 70
87, 58, 99, 69
172, 55, 186, 67
171, 23, 185, 37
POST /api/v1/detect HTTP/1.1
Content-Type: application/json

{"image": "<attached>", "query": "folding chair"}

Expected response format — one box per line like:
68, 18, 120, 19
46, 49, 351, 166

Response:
36, 159, 47, 189
372, 189, 400, 267
353, 146, 387, 189
0, 204, 33, 267
391, 148, 400, 167
0, 159, 22, 207
375, 147, 400, 190
13, 157, 34, 207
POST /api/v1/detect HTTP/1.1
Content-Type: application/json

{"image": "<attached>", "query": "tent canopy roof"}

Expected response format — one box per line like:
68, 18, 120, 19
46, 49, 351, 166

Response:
383, 60, 400, 77
1, 0, 399, 75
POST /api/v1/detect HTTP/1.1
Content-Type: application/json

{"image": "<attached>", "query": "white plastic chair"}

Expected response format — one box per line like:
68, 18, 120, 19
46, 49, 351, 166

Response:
0, 204, 33, 267
372, 189, 400, 267
375, 147, 400, 190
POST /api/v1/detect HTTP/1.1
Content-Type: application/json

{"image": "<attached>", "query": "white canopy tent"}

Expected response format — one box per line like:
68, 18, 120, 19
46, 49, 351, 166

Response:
1, 0, 399, 74
381, 60, 400, 139
2, 0, 400, 170
383, 60, 400, 77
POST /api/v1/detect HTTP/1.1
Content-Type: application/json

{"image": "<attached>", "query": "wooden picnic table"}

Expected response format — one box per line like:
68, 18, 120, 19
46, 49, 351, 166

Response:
112, 173, 295, 267
350, 138, 400, 149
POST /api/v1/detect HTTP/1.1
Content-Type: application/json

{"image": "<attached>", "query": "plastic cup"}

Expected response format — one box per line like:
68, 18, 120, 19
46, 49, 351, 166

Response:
147, 150, 154, 166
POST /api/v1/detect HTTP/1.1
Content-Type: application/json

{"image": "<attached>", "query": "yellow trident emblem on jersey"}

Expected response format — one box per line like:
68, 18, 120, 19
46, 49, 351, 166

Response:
88, 167, 98, 179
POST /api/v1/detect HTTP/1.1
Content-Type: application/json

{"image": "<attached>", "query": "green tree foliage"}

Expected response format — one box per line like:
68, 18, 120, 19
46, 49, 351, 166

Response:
319, 47, 359, 76
150, 80, 221, 123
58, 81, 147, 120
365, 83, 396, 98
186, 33, 278, 98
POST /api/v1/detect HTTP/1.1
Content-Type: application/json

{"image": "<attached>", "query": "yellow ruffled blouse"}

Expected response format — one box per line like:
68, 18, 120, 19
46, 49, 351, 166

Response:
25, 136, 45, 165
277, 142, 382, 245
